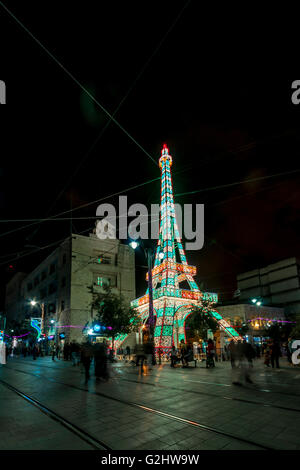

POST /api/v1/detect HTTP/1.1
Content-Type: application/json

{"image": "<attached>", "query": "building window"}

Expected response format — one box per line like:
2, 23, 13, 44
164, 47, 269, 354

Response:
62, 254, 67, 265
34, 276, 40, 287
96, 276, 110, 287
49, 263, 56, 274
48, 303, 56, 313
27, 282, 33, 292
40, 288, 47, 299
97, 255, 111, 265
61, 276, 66, 288
48, 282, 57, 295
61, 300, 65, 311
41, 270, 47, 281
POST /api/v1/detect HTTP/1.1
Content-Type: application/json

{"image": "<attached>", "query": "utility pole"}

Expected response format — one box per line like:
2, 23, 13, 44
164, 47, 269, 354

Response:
146, 247, 155, 341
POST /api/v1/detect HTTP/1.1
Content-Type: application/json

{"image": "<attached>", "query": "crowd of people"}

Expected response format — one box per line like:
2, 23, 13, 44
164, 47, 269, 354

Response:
5, 335, 297, 384
49, 340, 110, 384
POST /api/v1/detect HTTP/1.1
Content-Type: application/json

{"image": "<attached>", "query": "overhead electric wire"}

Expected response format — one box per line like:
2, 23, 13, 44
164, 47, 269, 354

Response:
175, 167, 300, 198
26, 1, 192, 243
1, 166, 299, 224
0, 126, 297, 241
0, 1, 157, 166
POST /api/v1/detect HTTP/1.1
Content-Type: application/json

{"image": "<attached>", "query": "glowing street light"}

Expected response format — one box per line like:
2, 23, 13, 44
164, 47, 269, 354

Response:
130, 241, 138, 250
251, 298, 257, 304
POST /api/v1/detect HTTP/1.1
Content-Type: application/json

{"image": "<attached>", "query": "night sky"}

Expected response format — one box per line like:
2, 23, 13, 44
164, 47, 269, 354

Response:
1, 2, 299, 307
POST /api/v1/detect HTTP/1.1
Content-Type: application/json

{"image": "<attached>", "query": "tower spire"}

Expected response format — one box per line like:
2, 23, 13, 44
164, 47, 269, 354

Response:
115, 145, 243, 354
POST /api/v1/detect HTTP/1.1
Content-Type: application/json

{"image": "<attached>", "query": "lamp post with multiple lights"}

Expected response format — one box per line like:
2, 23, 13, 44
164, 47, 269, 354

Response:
130, 240, 164, 347
251, 297, 263, 345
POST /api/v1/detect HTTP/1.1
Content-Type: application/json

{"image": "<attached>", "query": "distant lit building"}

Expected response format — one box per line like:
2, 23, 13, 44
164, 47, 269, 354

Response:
217, 303, 286, 345
237, 257, 300, 317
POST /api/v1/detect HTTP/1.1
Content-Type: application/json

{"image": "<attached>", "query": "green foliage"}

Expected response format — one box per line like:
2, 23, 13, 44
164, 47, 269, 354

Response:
89, 285, 142, 339
185, 302, 218, 340
234, 320, 249, 336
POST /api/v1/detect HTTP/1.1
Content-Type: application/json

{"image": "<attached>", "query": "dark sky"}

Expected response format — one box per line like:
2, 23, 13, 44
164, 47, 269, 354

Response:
1, 1, 300, 306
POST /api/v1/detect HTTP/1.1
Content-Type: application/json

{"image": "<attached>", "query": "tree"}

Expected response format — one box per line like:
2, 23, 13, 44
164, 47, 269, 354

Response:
185, 300, 218, 341
234, 320, 249, 337
89, 285, 142, 351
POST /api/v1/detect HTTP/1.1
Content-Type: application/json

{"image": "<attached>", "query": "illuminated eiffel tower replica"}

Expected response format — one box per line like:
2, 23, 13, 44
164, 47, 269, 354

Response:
115, 145, 242, 354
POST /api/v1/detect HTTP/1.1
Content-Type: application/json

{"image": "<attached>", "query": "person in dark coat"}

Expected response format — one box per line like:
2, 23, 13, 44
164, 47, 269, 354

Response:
242, 340, 256, 367
270, 340, 281, 369
81, 341, 93, 384
93, 341, 109, 381
228, 340, 237, 368
32, 344, 38, 360
125, 345, 131, 361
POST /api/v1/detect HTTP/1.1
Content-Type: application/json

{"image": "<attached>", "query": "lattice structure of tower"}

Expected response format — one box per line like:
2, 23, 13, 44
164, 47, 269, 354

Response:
115, 145, 242, 353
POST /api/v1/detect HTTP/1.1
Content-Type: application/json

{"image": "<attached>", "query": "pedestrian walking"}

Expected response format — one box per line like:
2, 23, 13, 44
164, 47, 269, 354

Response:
70, 341, 80, 366
232, 340, 254, 385
264, 343, 271, 367
206, 339, 215, 368
32, 344, 38, 360
134, 343, 146, 368
179, 339, 188, 366
81, 341, 93, 385
170, 345, 179, 367
125, 345, 131, 361
93, 341, 109, 381
144, 340, 154, 370
243, 340, 256, 368
270, 340, 281, 369
228, 340, 236, 368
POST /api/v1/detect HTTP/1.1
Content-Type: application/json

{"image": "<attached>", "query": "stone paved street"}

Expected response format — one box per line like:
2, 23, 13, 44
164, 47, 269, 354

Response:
1, 355, 300, 450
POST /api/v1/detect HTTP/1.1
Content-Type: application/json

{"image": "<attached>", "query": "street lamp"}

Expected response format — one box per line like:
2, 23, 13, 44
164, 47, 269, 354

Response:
130, 240, 163, 348
29, 299, 46, 339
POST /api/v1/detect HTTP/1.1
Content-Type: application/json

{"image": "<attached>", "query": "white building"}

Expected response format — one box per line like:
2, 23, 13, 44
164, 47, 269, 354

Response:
5, 233, 136, 344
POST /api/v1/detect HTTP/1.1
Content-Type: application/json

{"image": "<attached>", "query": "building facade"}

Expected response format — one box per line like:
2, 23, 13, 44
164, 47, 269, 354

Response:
5, 233, 136, 344
5, 272, 27, 323
237, 257, 300, 317
217, 303, 286, 344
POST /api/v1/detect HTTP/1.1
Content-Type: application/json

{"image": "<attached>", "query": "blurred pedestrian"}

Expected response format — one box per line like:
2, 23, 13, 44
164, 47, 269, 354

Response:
179, 339, 188, 366
243, 340, 256, 367
51, 343, 57, 361
232, 340, 254, 385
170, 345, 179, 367
32, 344, 38, 360
144, 340, 154, 370
228, 340, 236, 368
271, 340, 281, 369
125, 345, 130, 361
93, 341, 109, 381
135, 343, 146, 368
81, 341, 93, 384
264, 343, 271, 367
206, 339, 215, 368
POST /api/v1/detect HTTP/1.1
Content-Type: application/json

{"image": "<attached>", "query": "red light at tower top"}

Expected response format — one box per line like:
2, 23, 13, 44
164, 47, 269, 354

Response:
159, 143, 172, 168
162, 143, 169, 155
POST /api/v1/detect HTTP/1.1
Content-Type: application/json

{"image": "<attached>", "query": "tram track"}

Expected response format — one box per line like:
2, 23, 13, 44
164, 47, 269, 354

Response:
11, 359, 300, 403
0, 378, 111, 450
0, 364, 279, 450
15, 358, 300, 389
113, 371, 300, 413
